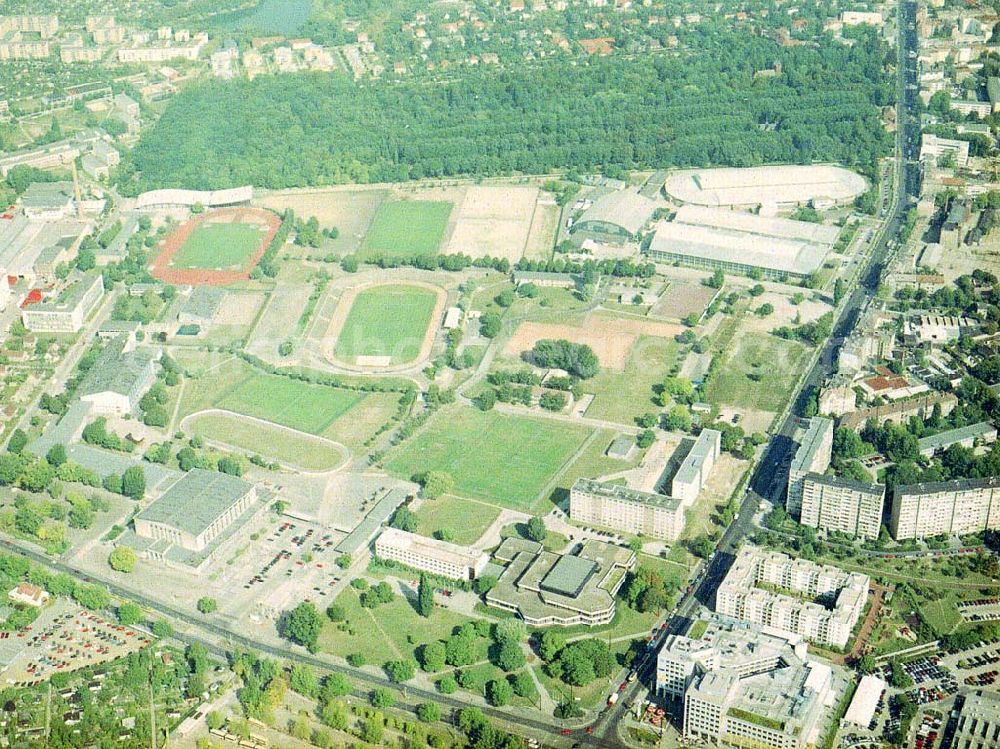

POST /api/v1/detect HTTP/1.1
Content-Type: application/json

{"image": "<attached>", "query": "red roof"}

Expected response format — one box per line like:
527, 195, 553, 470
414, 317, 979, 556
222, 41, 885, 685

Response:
20, 289, 42, 308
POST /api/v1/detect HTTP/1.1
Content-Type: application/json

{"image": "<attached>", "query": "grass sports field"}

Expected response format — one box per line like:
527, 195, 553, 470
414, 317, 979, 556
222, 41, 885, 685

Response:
333, 284, 438, 364
385, 407, 591, 509
171, 222, 265, 269
214, 371, 364, 435
360, 200, 452, 258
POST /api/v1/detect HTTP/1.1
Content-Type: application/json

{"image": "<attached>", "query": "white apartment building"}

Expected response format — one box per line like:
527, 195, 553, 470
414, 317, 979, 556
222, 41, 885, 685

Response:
671, 428, 721, 505
786, 417, 834, 518
890, 477, 1000, 540
715, 546, 869, 648
800, 474, 885, 540
374, 527, 489, 581
920, 134, 970, 167
570, 478, 684, 540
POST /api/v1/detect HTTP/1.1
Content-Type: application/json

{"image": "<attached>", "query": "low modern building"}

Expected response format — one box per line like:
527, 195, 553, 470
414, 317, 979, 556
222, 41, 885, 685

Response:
333, 488, 409, 563
646, 205, 839, 281
917, 422, 997, 458
570, 478, 684, 541
890, 477, 1000, 540
953, 689, 1000, 749
786, 417, 834, 518
671, 428, 721, 505
799, 474, 885, 540
20, 182, 76, 220
905, 314, 978, 346
486, 537, 634, 627
8, 582, 49, 608
920, 134, 970, 167
134, 186, 252, 211
77, 334, 159, 416
663, 165, 866, 209
663, 617, 834, 749
374, 527, 489, 581
715, 546, 869, 648
21, 272, 104, 333
177, 286, 224, 326
842, 674, 887, 729
572, 189, 658, 240
134, 469, 257, 554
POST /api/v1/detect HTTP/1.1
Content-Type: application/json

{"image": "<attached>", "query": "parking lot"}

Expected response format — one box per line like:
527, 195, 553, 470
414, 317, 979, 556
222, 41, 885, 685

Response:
0, 600, 149, 686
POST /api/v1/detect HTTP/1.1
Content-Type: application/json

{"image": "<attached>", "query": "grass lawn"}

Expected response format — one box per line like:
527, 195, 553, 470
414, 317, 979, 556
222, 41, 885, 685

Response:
172, 222, 265, 269
185, 411, 345, 471
920, 597, 961, 637
385, 407, 592, 510
333, 284, 438, 364
581, 336, 680, 424
360, 201, 452, 258
214, 372, 364, 434
413, 495, 501, 546
703, 333, 810, 413
553, 428, 643, 492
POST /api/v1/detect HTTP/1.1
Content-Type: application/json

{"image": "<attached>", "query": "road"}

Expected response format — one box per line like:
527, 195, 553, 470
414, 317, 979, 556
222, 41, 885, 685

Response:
596, 1, 921, 741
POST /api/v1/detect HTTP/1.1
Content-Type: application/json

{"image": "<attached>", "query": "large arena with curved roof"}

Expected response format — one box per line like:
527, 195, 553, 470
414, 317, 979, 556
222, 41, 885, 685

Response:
663, 165, 867, 208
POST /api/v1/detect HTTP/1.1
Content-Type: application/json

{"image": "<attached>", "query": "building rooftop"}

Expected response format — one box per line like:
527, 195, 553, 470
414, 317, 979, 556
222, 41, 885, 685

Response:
541, 554, 598, 597
672, 205, 841, 245
572, 478, 682, 511
804, 472, 883, 496
576, 189, 658, 236
843, 674, 886, 727
27, 272, 102, 313
895, 475, 1000, 497
917, 421, 996, 453
376, 526, 487, 569
790, 418, 833, 474
20, 182, 74, 212
180, 286, 224, 321
673, 428, 720, 487
136, 468, 254, 538
134, 186, 253, 210
334, 488, 409, 556
663, 165, 866, 207
78, 334, 157, 398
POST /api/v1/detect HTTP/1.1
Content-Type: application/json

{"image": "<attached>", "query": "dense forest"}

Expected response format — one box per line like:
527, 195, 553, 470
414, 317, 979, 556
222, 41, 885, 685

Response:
122, 28, 893, 191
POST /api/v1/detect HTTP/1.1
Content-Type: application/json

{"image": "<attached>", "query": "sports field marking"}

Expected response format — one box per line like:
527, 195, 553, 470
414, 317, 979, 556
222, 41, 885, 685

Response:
360, 200, 452, 258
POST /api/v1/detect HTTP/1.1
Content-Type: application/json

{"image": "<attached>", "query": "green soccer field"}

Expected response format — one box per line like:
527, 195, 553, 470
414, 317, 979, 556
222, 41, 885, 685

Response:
360, 200, 452, 258
385, 407, 592, 509
214, 372, 365, 435
172, 222, 265, 269
333, 284, 438, 364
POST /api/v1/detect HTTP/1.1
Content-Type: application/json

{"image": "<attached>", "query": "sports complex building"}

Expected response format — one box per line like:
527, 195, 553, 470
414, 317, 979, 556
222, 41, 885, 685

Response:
571, 189, 658, 240
663, 164, 867, 209
646, 205, 842, 281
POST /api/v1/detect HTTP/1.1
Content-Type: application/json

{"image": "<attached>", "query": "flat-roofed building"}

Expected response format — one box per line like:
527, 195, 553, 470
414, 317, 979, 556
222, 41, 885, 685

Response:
953, 690, 1000, 749
134, 469, 257, 553
663, 165, 866, 209
671, 617, 834, 749
333, 489, 410, 563
21, 272, 104, 333
646, 205, 839, 281
843, 675, 887, 729
786, 417, 834, 518
920, 134, 970, 167
799, 474, 885, 540
20, 182, 75, 220
570, 478, 684, 540
375, 527, 489, 581
918, 422, 997, 458
486, 538, 634, 627
715, 546, 869, 648
838, 391, 957, 432
78, 334, 159, 416
905, 314, 978, 345
841, 10, 883, 24
672, 428, 721, 505
890, 477, 1000, 540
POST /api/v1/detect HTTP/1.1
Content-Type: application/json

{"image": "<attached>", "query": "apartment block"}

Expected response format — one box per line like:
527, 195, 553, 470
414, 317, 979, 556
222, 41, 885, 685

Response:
800, 473, 885, 540
374, 527, 489, 581
786, 417, 834, 518
890, 477, 1000, 540
570, 478, 684, 540
671, 428, 721, 505
715, 546, 869, 648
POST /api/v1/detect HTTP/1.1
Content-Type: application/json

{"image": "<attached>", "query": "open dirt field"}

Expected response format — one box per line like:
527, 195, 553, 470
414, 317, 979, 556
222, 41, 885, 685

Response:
445, 185, 539, 261
254, 189, 387, 255
246, 285, 311, 358
653, 282, 720, 320
503, 314, 683, 370
151, 207, 280, 286
523, 199, 560, 261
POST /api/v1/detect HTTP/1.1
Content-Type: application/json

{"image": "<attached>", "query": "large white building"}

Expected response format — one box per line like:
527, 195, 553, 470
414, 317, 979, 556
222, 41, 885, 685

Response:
570, 478, 684, 541
890, 477, 1000, 540
920, 134, 970, 167
953, 690, 1000, 749
671, 428, 721, 504
663, 164, 866, 209
659, 617, 835, 749
715, 546, 869, 649
799, 474, 885, 540
77, 334, 159, 416
374, 527, 489, 581
21, 272, 104, 333
786, 417, 834, 518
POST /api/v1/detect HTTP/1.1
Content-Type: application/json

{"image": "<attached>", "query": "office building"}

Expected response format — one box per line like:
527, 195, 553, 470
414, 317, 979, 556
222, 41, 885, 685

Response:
715, 546, 869, 648
374, 527, 489, 581
21, 273, 104, 333
786, 417, 834, 518
799, 474, 885, 540
570, 478, 684, 541
890, 477, 1000, 540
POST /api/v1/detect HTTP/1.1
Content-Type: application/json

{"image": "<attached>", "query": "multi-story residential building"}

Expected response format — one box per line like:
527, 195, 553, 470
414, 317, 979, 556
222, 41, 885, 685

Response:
671, 428, 721, 505
786, 417, 834, 518
890, 477, 1000, 540
374, 527, 489, 581
21, 272, 104, 333
715, 546, 869, 648
570, 478, 684, 540
663, 617, 834, 749
799, 474, 885, 540
838, 391, 957, 431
